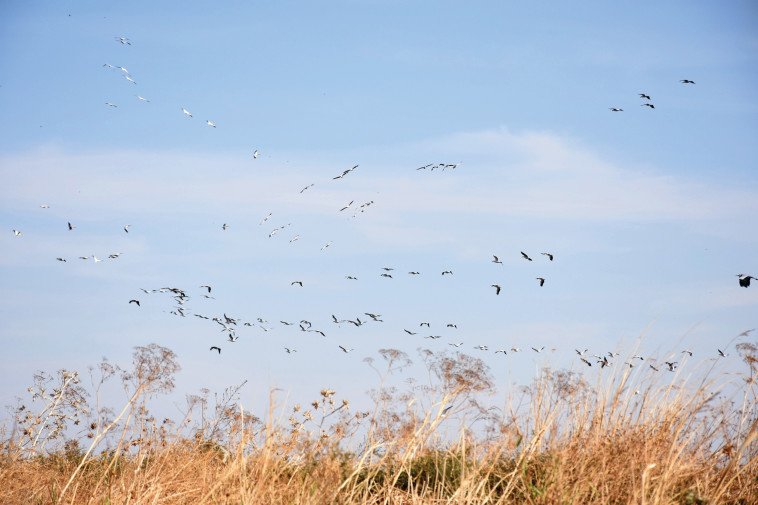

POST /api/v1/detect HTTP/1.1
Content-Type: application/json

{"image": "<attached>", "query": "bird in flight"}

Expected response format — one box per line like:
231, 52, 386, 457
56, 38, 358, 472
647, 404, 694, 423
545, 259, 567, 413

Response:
210, 346, 221, 354
333, 165, 358, 180
718, 349, 728, 357
541, 252, 553, 261
67, 222, 75, 230
338, 345, 354, 353
532, 346, 545, 353
609, 108, 623, 112
200, 285, 211, 293
339, 200, 354, 212
40, 205, 50, 208
409, 271, 420, 275
737, 274, 755, 288
124, 75, 136, 85
491, 284, 501, 295
441, 270, 453, 275
291, 281, 303, 287
680, 79, 695, 84
321, 241, 332, 251
300, 184, 314, 193
639, 93, 651, 100
105, 102, 117, 107
495, 349, 507, 354
380, 273, 393, 278
260, 212, 272, 225
253, 149, 259, 159
206, 120, 216, 128
285, 347, 296, 354
13, 230, 21, 236
580, 358, 592, 367
641, 103, 655, 109
115, 37, 131, 45
404, 329, 417, 335
182, 108, 192, 117
521, 252, 533, 261
492, 255, 502, 264
56, 257, 66, 262
124, 224, 131, 233
536, 277, 545, 287
222, 223, 228, 230
449, 342, 463, 347
129, 299, 140, 306
136, 96, 149, 102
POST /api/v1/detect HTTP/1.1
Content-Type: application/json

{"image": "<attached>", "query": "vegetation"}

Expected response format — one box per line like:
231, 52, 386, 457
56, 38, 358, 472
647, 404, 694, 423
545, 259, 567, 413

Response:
1, 341, 757, 504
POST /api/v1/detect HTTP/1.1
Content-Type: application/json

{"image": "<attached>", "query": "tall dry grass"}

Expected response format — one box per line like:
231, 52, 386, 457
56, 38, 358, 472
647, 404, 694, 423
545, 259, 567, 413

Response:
1, 341, 757, 504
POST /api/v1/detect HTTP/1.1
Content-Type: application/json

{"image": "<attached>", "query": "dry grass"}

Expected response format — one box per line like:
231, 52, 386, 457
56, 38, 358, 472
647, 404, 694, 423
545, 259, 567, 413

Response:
2, 342, 757, 504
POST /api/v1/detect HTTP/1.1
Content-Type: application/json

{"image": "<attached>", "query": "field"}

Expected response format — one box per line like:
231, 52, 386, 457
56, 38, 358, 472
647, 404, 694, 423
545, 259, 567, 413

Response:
2, 342, 757, 505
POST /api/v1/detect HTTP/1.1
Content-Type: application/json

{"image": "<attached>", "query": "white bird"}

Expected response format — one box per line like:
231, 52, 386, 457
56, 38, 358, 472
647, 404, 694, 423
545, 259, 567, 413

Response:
321, 241, 332, 251
260, 212, 272, 225
253, 149, 259, 159
124, 75, 137, 85
532, 346, 545, 353
339, 345, 355, 353
182, 108, 192, 117
339, 200, 354, 212
56, 257, 66, 262
474, 345, 488, 351
105, 102, 117, 107
124, 224, 131, 233
93, 256, 102, 263
718, 349, 729, 357
449, 343, 463, 347
13, 230, 21, 236
40, 205, 50, 208
115, 37, 131, 45
136, 96, 149, 102
206, 120, 216, 128
511, 347, 521, 352
285, 347, 296, 354
289, 235, 299, 243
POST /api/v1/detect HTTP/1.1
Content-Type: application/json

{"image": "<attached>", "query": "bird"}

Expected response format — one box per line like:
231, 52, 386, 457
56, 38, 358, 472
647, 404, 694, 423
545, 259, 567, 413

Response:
541, 252, 554, 261
536, 277, 545, 287
639, 93, 651, 100
200, 285, 211, 293
321, 242, 332, 251
339, 201, 354, 212
446, 323, 457, 328
345, 275, 357, 280
491, 284, 501, 295
521, 252, 533, 261
210, 346, 221, 354
425, 335, 441, 339
13, 230, 21, 236
124, 224, 130, 233
206, 120, 216, 128
260, 213, 272, 225
649, 364, 659, 371
289, 235, 299, 243
124, 75, 137, 85
67, 222, 75, 230
404, 329, 417, 335
718, 349, 728, 357
665, 361, 677, 372
332, 165, 358, 180
575, 349, 587, 356
580, 358, 592, 367
291, 281, 303, 287
182, 108, 192, 117
228, 334, 239, 342
441, 270, 453, 275
222, 223, 228, 230
136, 96, 149, 102
115, 37, 131, 45
40, 205, 50, 208
381, 267, 394, 271
420, 322, 430, 327
511, 347, 521, 352
253, 149, 259, 159
93, 256, 102, 263
609, 108, 623, 112
492, 255, 502, 264
680, 79, 695, 84
129, 299, 140, 306
449, 343, 463, 347
300, 184, 314, 193
338, 346, 354, 353
105, 102, 117, 107
681, 350, 693, 357
532, 346, 545, 353
285, 347, 296, 354
737, 274, 755, 288
495, 349, 507, 354
641, 103, 655, 109
108, 253, 121, 259
474, 345, 489, 351
56, 258, 66, 262
409, 271, 421, 275
380, 273, 393, 278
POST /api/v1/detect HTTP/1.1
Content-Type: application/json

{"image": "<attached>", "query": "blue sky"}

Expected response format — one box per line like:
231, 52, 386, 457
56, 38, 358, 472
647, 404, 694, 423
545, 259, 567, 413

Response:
1, 1, 757, 420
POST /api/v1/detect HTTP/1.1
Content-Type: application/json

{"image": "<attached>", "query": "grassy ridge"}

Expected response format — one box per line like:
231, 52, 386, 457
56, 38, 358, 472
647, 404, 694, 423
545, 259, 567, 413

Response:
1, 343, 757, 504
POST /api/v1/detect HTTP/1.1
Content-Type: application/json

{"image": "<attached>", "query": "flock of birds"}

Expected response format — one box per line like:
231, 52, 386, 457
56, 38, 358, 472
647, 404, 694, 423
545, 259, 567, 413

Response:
8, 36, 755, 377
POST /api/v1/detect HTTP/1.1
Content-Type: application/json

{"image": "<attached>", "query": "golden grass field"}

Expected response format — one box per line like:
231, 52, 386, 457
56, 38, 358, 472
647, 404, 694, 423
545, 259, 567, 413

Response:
2, 342, 757, 504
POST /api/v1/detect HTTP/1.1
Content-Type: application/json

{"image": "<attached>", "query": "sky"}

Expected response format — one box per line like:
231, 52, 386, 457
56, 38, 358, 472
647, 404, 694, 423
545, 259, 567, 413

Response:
1, 0, 757, 424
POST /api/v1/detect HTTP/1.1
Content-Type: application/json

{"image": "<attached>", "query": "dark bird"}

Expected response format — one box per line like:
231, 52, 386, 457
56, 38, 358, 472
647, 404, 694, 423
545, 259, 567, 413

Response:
338, 345, 355, 353
291, 281, 303, 287
380, 273, 393, 278
210, 346, 221, 354
650, 364, 659, 371
404, 329, 417, 335
200, 285, 211, 293
345, 275, 357, 280
420, 322, 430, 327
532, 346, 545, 353
718, 349, 728, 357
56, 257, 66, 262
521, 251, 533, 261
129, 299, 140, 306
541, 252, 554, 261
536, 277, 545, 287
681, 350, 693, 357
639, 93, 651, 100
441, 270, 453, 275
285, 347, 296, 353
222, 223, 228, 230
124, 224, 130, 233
381, 267, 394, 271
680, 79, 695, 84
492, 255, 502, 264
491, 284, 501, 295
641, 103, 655, 109
737, 274, 755, 288
580, 358, 592, 367
609, 108, 623, 112
409, 271, 420, 275
67, 222, 75, 230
